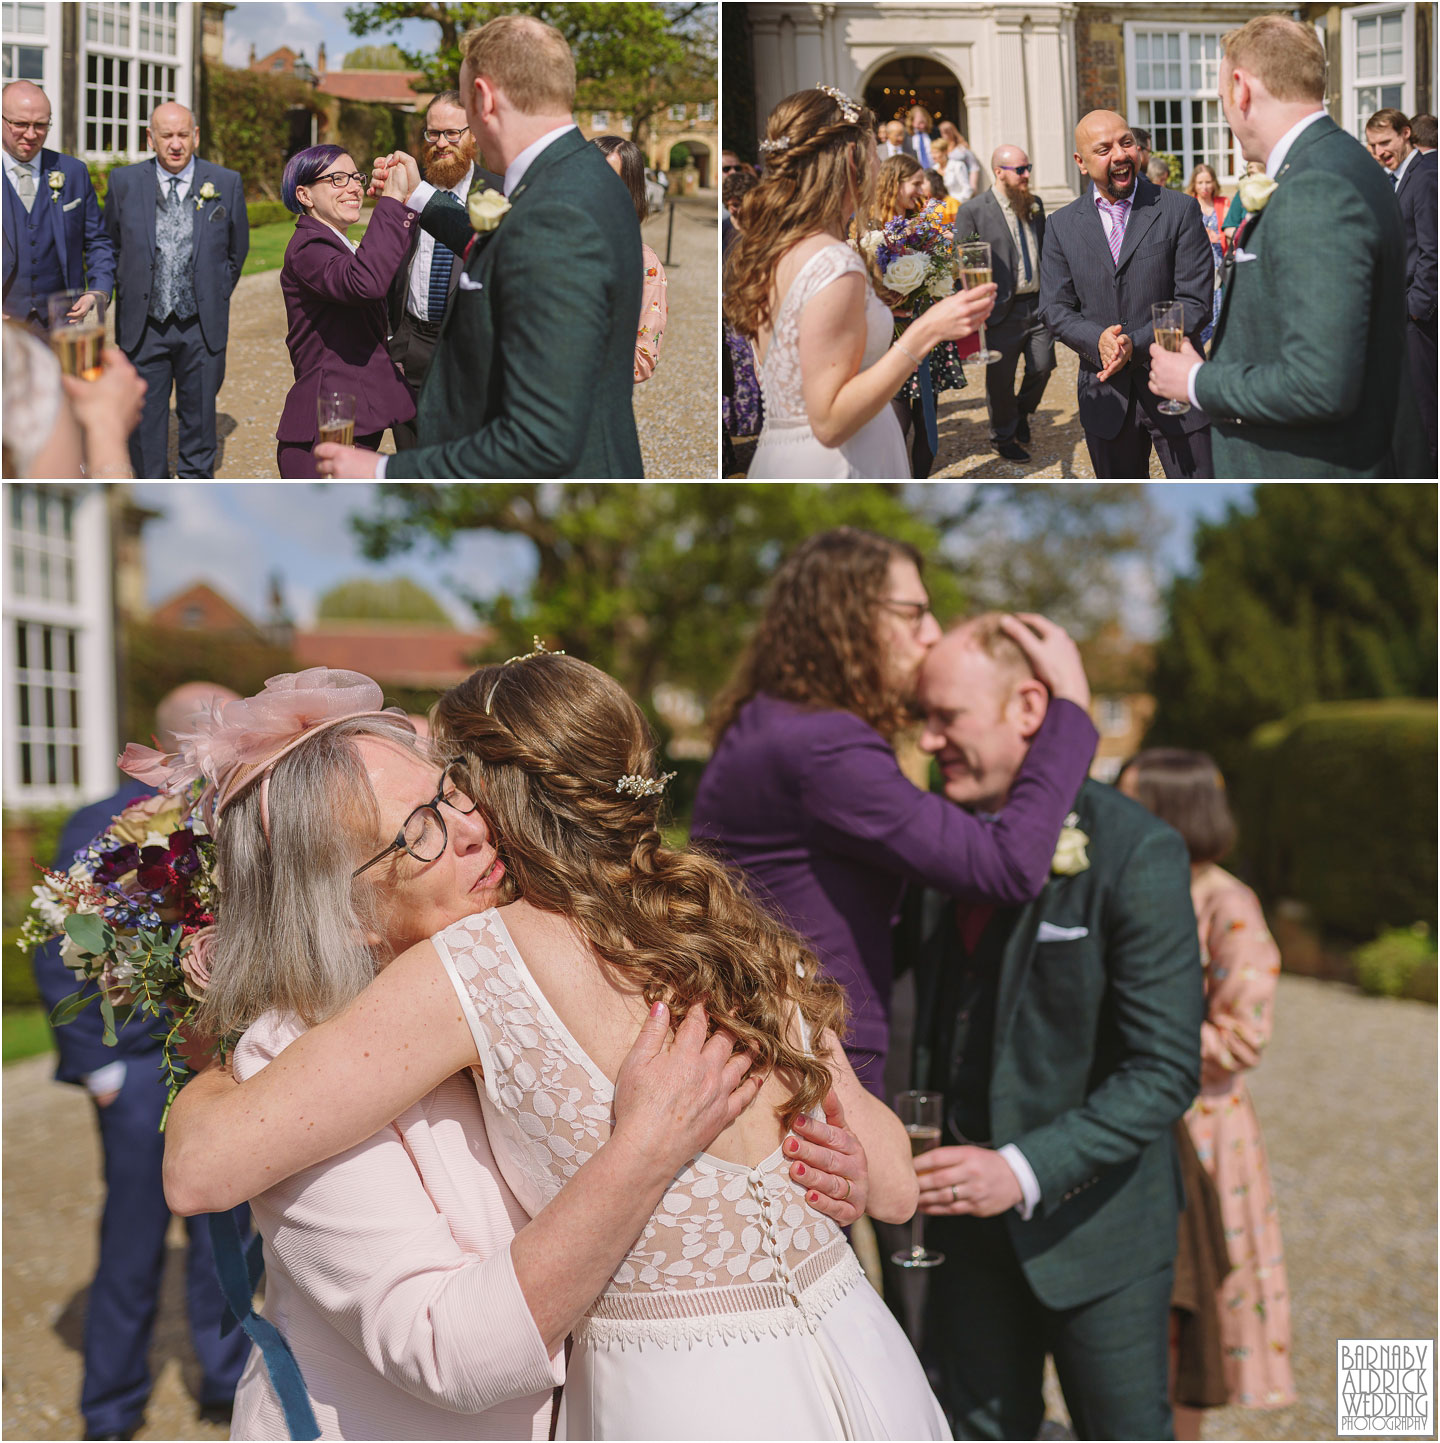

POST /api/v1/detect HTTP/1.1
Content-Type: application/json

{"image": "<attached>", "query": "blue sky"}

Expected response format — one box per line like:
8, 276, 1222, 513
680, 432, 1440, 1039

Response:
220, 1, 442, 71
132, 483, 1252, 638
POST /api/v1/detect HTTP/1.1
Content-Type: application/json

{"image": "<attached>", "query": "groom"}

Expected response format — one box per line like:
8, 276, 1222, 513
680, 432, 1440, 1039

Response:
906, 617, 1202, 1440
315, 15, 644, 479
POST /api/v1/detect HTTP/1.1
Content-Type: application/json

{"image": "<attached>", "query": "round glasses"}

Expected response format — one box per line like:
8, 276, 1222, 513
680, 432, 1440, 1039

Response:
423, 127, 470, 143
312, 170, 369, 191
880, 597, 935, 635
352, 762, 479, 878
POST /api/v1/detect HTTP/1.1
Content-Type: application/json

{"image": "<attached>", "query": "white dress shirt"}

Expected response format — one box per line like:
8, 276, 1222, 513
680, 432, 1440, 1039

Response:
996, 190, 1041, 295
1391, 146, 1418, 189
405, 161, 474, 321
154, 152, 196, 203
5, 150, 40, 198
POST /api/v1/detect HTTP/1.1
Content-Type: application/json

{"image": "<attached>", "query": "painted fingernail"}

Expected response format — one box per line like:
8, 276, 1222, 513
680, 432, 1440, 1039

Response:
794, 1162, 806, 1176
808, 1191, 819, 1204
649, 1000, 665, 1018
793, 1115, 806, 1130
784, 1136, 799, 1153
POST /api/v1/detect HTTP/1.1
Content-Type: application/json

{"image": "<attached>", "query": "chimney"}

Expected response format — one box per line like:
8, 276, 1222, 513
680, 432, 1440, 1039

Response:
248, 42, 256, 66
317, 41, 327, 76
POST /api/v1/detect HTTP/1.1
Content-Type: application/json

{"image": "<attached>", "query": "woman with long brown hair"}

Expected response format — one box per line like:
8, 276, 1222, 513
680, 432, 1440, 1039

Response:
163, 654, 949, 1438
724, 85, 994, 478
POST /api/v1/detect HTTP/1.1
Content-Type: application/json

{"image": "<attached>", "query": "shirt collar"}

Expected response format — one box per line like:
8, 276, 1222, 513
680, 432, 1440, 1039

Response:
448, 161, 475, 200
1093, 186, 1132, 212
154, 153, 197, 191
503, 122, 576, 197
8, 151, 40, 179
1265, 108, 1326, 177
1393, 148, 1418, 185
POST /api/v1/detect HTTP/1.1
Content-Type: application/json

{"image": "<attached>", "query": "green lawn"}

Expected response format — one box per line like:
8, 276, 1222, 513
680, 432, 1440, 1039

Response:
4, 1005, 53, 1065
242, 206, 377, 277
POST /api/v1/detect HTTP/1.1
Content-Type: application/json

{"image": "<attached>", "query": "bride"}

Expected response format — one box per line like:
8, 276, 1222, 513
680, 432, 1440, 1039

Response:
165, 652, 950, 1440
724, 85, 995, 479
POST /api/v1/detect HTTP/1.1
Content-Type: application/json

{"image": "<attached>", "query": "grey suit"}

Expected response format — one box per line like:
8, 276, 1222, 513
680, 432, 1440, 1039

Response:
954, 188, 1055, 444
1040, 175, 1213, 477
103, 157, 247, 477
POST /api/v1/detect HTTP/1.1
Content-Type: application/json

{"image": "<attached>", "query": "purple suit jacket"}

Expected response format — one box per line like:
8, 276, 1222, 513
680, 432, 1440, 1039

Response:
276, 197, 418, 443
690, 694, 1098, 1081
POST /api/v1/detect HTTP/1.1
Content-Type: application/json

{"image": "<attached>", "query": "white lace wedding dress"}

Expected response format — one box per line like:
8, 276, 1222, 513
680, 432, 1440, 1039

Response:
749, 242, 910, 479
434, 910, 950, 1442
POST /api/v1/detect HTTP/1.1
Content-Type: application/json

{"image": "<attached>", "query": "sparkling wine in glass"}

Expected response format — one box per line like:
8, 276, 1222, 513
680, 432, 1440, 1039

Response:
957, 242, 1001, 365
892, 1089, 945, 1269
47, 290, 105, 381
1151, 300, 1190, 416
316, 389, 357, 447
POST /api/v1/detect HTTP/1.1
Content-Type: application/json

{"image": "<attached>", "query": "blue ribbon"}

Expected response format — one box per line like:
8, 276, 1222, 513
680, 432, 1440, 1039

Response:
916, 352, 939, 455
208, 1211, 320, 1440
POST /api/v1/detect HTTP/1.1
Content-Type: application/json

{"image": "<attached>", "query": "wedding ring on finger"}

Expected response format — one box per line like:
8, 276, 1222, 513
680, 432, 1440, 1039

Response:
950, 1183, 959, 1204
840, 1177, 852, 1202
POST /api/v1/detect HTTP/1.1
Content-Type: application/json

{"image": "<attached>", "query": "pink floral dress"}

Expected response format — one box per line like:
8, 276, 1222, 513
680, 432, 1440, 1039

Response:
635, 243, 668, 382
1184, 867, 1296, 1409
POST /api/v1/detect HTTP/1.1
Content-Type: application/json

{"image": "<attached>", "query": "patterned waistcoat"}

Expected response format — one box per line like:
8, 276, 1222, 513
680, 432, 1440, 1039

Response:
149, 174, 197, 322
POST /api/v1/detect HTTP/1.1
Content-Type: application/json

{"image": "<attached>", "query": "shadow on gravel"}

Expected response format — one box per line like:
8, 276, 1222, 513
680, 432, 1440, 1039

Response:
162, 412, 239, 477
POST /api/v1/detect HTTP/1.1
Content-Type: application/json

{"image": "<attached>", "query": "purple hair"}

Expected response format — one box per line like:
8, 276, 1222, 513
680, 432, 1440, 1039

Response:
282, 144, 349, 214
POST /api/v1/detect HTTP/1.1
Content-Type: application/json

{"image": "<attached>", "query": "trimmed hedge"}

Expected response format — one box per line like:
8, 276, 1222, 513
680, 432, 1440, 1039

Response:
1232, 699, 1437, 941
247, 199, 293, 228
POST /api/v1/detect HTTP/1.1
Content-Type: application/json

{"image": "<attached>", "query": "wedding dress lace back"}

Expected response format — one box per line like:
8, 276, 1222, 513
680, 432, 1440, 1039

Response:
747, 240, 908, 480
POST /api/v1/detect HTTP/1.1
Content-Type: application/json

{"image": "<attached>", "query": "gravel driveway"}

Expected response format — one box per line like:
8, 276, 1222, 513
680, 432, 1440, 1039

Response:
3, 974, 1432, 1440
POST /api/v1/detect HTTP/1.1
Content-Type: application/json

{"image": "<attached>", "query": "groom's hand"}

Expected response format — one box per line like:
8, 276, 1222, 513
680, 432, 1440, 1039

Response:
1148, 334, 1202, 402
313, 442, 382, 478
915, 1144, 1023, 1217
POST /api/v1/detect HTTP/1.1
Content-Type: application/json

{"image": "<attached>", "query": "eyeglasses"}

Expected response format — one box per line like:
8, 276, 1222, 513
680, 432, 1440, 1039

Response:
1000, 163, 1033, 176
880, 597, 935, 633
311, 170, 369, 191
351, 761, 480, 879
3, 117, 50, 134
423, 127, 470, 143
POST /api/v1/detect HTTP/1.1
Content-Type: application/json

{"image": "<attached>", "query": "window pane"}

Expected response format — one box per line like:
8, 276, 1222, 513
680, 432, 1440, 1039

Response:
1381, 48, 1402, 74
1358, 49, 1378, 78
16, 1, 44, 32
1381, 84, 1403, 108
86, 6, 97, 41
102, 11, 113, 43
1380, 12, 1401, 45
16, 620, 27, 670
1358, 85, 1378, 115
1137, 60, 1150, 89
20, 743, 31, 786
1168, 34, 1180, 59
66, 629, 77, 672
1137, 34, 1149, 59
1357, 17, 1376, 45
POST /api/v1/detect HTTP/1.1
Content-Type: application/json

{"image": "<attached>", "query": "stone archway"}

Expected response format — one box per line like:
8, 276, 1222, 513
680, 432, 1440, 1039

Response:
667, 132, 713, 189
863, 52, 968, 142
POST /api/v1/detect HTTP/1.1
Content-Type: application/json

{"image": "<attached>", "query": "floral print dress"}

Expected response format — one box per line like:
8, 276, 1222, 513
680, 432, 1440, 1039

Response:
635, 243, 668, 383
1183, 866, 1296, 1409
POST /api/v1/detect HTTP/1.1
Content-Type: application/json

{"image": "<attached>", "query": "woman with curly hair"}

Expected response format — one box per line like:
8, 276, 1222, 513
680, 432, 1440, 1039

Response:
163, 655, 944, 1438
693, 527, 1100, 1097
724, 85, 995, 479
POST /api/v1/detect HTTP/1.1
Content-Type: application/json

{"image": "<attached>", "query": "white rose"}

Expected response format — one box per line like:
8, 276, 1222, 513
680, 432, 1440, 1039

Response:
1051, 821, 1091, 876
468, 187, 512, 233
858, 229, 884, 258
926, 270, 955, 298
882, 252, 928, 295
1236, 173, 1278, 213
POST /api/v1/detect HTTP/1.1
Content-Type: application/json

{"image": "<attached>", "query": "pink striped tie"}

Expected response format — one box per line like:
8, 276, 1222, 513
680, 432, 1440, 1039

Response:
1098, 197, 1131, 265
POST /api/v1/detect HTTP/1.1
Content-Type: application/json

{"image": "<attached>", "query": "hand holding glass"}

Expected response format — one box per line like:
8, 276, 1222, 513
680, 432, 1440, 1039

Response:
48, 289, 105, 381
1151, 301, 1190, 415
892, 1090, 945, 1268
316, 390, 357, 447
957, 243, 1002, 365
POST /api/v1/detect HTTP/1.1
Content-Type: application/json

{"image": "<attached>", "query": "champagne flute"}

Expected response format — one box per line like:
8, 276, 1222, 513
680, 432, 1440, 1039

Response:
957, 241, 1001, 365
316, 389, 357, 447
1151, 300, 1190, 416
47, 289, 105, 381
891, 1089, 945, 1269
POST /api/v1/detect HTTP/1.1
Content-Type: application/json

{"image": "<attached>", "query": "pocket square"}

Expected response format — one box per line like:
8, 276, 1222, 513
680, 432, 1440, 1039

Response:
457, 272, 483, 291
1234, 247, 1259, 263
63, 198, 82, 212
1037, 922, 1089, 943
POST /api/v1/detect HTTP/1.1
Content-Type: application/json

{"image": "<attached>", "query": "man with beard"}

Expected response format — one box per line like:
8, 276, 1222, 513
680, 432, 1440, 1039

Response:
1039, 109, 1214, 477
954, 145, 1055, 462
387, 90, 504, 450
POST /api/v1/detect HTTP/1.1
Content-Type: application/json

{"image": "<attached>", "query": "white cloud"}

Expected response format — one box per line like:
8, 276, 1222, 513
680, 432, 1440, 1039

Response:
219, 2, 328, 70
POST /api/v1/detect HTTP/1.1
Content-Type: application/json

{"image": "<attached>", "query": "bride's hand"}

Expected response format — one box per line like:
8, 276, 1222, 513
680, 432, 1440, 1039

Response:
612, 1001, 763, 1171
925, 280, 997, 340
784, 1088, 869, 1225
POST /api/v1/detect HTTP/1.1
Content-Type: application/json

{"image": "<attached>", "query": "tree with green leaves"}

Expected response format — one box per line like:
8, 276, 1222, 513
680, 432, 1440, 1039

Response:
342, 42, 411, 69
317, 576, 452, 623
343, 2, 715, 150
1147, 483, 1437, 775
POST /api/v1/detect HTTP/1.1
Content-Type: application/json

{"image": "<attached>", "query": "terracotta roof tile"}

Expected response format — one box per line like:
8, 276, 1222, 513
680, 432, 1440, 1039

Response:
294, 624, 494, 689
316, 71, 429, 106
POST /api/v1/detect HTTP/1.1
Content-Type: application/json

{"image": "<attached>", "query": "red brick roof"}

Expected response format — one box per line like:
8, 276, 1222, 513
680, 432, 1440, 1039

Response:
151, 583, 261, 636
294, 623, 494, 689
317, 71, 429, 107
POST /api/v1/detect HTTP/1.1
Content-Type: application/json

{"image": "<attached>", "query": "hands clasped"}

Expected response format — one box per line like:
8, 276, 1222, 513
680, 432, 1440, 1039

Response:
370, 151, 421, 202
1096, 323, 1132, 381
915, 1143, 1023, 1218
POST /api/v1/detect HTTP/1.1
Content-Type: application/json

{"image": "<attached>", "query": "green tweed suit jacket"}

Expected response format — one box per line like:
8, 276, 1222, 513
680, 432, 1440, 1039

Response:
914, 779, 1203, 1311
1195, 113, 1427, 478
385, 127, 644, 479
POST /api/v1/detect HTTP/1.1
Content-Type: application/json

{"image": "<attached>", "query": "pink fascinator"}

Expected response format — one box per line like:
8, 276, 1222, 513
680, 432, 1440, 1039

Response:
119, 668, 413, 828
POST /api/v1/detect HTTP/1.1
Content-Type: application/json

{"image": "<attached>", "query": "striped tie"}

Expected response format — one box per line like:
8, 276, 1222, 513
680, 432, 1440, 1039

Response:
426, 243, 454, 322
1098, 197, 1131, 265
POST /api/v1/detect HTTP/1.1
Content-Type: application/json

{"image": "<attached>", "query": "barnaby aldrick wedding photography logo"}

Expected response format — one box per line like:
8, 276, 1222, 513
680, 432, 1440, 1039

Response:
1337, 1340, 1434, 1437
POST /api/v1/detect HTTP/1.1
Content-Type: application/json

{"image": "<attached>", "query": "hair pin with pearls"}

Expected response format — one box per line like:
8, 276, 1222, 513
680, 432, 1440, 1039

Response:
616, 771, 677, 799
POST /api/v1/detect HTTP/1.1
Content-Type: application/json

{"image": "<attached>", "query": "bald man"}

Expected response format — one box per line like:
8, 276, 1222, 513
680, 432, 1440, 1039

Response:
954, 145, 1055, 460
33, 683, 251, 1441
1039, 109, 1214, 477
2, 80, 114, 330
102, 102, 247, 477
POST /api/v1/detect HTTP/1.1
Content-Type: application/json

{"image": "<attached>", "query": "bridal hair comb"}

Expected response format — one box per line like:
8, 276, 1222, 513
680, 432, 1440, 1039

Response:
758, 135, 791, 156
616, 771, 677, 799
815, 84, 861, 124
485, 637, 566, 714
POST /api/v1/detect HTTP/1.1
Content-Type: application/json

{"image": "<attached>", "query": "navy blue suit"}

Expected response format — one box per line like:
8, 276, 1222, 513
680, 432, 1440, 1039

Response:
1396, 149, 1437, 473
32, 783, 250, 1439
101, 157, 247, 477
3, 149, 115, 326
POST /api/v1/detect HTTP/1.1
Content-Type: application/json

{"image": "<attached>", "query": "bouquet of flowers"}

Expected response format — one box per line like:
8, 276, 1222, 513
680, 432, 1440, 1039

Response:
855, 201, 957, 313
19, 783, 222, 1118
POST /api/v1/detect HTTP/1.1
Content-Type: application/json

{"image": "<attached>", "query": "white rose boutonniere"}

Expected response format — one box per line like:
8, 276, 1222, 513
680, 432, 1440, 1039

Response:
468, 187, 511, 234
1051, 812, 1090, 876
194, 180, 218, 211
1236, 172, 1278, 214
881, 251, 928, 296
47, 170, 64, 202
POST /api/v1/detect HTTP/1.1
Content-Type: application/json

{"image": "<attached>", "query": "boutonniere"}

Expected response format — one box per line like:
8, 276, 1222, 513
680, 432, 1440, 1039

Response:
47, 170, 64, 202
1051, 812, 1090, 876
194, 180, 218, 212
1236, 171, 1278, 214
468, 187, 510, 234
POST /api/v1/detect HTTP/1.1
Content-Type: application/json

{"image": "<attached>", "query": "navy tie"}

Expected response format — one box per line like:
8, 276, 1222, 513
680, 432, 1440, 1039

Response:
1390, 169, 1399, 187
426, 243, 454, 322
1016, 215, 1033, 283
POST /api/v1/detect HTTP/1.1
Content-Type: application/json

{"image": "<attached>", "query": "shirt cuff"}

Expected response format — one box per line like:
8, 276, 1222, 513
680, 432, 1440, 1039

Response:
1186, 359, 1204, 410
999, 1143, 1041, 1221
83, 1060, 127, 1098
374, 454, 387, 479
405, 179, 437, 213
